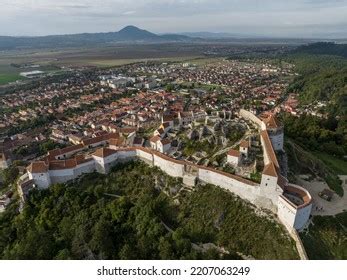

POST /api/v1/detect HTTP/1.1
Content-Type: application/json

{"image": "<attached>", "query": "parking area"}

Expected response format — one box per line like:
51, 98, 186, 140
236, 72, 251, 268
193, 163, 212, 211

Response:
296, 175, 347, 216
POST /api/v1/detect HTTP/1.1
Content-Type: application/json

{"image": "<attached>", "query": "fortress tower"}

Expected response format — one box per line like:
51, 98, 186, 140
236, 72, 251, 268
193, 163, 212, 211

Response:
262, 114, 284, 152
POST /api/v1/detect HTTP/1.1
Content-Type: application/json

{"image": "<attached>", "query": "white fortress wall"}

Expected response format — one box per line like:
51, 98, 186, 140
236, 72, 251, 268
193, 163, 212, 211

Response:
73, 160, 96, 178
93, 156, 106, 173
294, 204, 312, 229
278, 195, 312, 231
239, 109, 263, 127
278, 196, 298, 230
288, 184, 312, 230
56, 148, 84, 160
239, 109, 313, 231
197, 168, 262, 206
100, 153, 120, 173
49, 168, 75, 184
29, 172, 51, 189
136, 149, 154, 165
100, 149, 138, 173
259, 175, 283, 206
26, 108, 313, 234
153, 154, 185, 178
117, 150, 137, 162
261, 138, 271, 166
269, 132, 284, 151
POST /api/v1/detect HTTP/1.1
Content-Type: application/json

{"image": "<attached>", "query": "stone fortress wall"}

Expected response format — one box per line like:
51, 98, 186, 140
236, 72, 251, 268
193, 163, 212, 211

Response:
240, 109, 312, 231
25, 110, 313, 233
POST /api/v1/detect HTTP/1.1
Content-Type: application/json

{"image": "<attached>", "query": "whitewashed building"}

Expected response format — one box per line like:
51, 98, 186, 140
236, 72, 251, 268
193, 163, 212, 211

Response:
227, 149, 241, 166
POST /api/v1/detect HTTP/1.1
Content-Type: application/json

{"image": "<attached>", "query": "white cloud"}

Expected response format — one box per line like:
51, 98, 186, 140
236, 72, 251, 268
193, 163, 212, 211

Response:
0, 0, 346, 37
122, 11, 136, 16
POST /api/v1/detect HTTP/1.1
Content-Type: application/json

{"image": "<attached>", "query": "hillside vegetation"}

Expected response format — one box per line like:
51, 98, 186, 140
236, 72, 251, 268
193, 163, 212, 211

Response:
300, 212, 347, 260
286, 43, 347, 121
285, 139, 344, 196
286, 54, 347, 114
0, 162, 298, 260
283, 43, 347, 194
292, 42, 347, 59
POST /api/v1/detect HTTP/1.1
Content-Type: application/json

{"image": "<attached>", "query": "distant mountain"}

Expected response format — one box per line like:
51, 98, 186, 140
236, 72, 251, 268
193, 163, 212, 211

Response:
117, 25, 159, 40
0, 26, 193, 51
179, 31, 263, 39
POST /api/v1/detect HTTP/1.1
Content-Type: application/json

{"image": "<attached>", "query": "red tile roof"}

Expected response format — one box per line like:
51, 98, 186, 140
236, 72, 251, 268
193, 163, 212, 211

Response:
264, 114, 282, 129
260, 130, 279, 167
160, 139, 171, 145
156, 128, 165, 135
49, 159, 77, 170
263, 162, 278, 177
82, 133, 119, 146
93, 148, 118, 158
27, 162, 48, 173
240, 140, 249, 149
228, 149, 240, 157
150, 136, 161, 143
109, 137, 125, 147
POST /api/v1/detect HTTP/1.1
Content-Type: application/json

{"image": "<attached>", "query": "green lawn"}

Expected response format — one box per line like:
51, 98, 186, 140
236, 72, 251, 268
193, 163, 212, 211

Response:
0, 73, 22, 85
314, 152, 347, 175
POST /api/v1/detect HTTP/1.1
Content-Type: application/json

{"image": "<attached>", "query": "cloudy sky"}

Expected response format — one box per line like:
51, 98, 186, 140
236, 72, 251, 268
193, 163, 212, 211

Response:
1, 0, 347, 38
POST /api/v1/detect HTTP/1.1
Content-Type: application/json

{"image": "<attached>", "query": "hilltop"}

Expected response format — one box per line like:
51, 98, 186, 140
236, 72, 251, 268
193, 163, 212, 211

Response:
0, 162, 299, 260
0, 26, 192, 51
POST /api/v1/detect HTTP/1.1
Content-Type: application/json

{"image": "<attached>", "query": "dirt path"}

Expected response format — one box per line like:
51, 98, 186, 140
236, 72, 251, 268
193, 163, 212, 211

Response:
296, 176, 347, 216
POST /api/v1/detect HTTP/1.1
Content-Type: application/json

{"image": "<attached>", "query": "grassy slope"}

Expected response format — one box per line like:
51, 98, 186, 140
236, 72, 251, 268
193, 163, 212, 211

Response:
300, 212, 347, 260
313, 152, 347, 175
285, 139, 344, 196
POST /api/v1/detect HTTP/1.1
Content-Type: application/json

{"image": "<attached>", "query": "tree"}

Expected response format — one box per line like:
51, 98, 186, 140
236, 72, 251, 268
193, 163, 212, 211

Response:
2, 166, 19, 187
165, 84, 175, 92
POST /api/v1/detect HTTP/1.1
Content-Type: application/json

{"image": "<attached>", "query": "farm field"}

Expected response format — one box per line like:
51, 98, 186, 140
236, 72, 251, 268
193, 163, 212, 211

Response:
0, 73, 23, 85
0, 44, 206, 82
0, 64, 25, 85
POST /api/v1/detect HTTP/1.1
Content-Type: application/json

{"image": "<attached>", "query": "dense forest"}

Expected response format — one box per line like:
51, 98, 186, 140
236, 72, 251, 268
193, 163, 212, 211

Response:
281, 44, 347, 257
283, 113, 346, 157
282, 43, 347, 194
0, 162, 299, 260
292, 42, 347, 59
286, 54, 347, 114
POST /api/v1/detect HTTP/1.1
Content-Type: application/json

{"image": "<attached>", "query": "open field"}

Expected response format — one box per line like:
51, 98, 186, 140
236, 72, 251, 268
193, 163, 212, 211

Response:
0, 44, 208, 85
0, 64, 25, 85
0, 73, 24, 85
